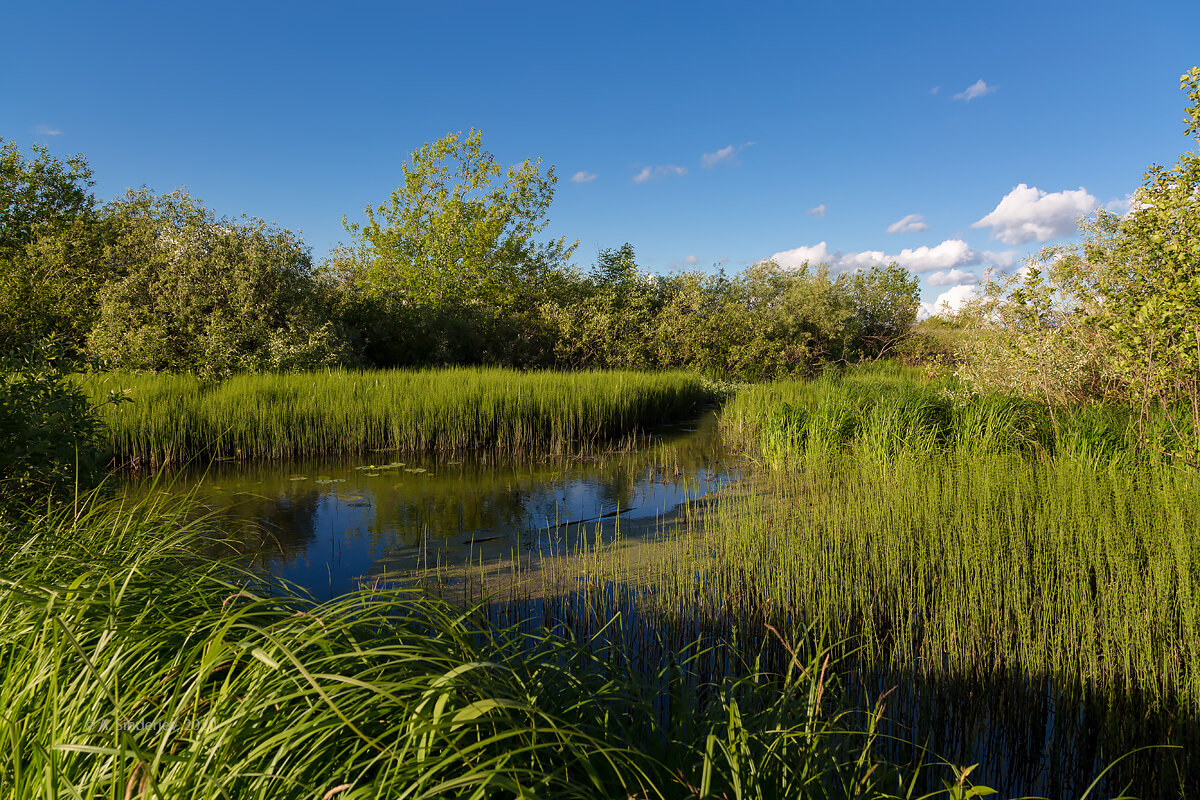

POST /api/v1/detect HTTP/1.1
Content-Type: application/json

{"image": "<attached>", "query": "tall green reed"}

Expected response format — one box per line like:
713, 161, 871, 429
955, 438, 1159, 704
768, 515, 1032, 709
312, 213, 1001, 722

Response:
0, 490, 927, 800
78, 368, 712, 465
716, 366, 1200, 712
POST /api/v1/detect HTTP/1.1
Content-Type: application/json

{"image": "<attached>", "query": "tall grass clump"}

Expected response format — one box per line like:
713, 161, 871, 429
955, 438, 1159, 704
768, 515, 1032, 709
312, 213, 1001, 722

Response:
712, 364, 1200, 794
718, 363, 1200, 708
79, 368, 712, 465
724, 361, 1181, 465
0, 490, 930, 800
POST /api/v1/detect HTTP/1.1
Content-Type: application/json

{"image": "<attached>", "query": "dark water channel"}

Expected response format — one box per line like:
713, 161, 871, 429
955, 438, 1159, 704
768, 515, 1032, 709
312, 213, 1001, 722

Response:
123, 412, 736, 598
123, 412, 1197, 798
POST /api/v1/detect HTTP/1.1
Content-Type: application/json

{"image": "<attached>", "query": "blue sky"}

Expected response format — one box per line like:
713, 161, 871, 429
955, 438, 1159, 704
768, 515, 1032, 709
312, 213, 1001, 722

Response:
3, 0, 1198, 312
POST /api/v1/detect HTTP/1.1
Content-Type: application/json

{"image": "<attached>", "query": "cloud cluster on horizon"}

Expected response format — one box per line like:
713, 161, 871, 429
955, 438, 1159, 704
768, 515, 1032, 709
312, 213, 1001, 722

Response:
972, 183, 1097, 244
770, 238, 1000, 275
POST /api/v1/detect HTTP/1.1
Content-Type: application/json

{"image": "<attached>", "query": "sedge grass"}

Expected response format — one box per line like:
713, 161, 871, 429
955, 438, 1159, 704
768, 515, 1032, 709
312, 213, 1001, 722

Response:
716, 365, 1200, 708
0, 489, 929, 800
79, 368, 713, 465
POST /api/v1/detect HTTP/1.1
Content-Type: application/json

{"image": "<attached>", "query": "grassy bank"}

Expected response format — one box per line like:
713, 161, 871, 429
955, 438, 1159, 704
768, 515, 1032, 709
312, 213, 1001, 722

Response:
716, 365, 1200, 706
722, 362, 1190, 466
700, 364, 1200, 794
80, 368, 713, 465
0, 492, 927, 799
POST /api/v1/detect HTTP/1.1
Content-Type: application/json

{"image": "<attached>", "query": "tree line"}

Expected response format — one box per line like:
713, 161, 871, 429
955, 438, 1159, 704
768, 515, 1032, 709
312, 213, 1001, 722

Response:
1, 129, 920, 381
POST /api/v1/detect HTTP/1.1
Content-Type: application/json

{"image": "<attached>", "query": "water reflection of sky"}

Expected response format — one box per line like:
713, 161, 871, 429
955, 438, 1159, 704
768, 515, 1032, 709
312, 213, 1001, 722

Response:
124, 412, 737, 599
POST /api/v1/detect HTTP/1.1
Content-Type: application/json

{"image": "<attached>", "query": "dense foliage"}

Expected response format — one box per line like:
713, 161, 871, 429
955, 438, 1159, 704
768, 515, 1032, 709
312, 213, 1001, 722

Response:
89, 190, 354, 377
956, 68, 1200, 464
1, 132, 919, 381
0, 341, 106, 518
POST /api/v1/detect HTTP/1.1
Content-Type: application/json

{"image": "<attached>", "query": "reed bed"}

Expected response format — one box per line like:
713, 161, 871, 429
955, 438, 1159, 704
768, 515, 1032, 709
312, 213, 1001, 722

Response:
723, 362, 1185, 466
701, 364, 1200, 794
79, 368, 712, 465
715, 366, 1200, 707
0, 491, 926, 800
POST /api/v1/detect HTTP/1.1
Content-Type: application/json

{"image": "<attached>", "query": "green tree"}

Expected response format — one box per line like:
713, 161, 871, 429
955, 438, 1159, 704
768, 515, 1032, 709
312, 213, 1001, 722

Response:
0, 140, 108, 354
542, 244, 661, 369
954, 69, 1200, 463
1093, 67, 1200, 461
838, 263, 920, 360
89, 190, 352, 378
344, 130, 576, 311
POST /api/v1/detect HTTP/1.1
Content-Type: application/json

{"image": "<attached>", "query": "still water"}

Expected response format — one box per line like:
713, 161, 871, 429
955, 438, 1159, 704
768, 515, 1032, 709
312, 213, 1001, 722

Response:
122, 412, 1197, 797
123, 412, 736, 598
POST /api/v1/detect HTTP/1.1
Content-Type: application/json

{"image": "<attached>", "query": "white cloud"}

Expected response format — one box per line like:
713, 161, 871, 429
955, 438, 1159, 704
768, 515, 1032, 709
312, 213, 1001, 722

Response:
981, 249, 1017, 269
886, 213, 929, 234
32, 124, 62, 136
1105, 194, 1133, 215
701, 141, 754, 168
570, 171, 597, 183
771, 242, 834, 270
702, 145, 735, 167
683, 254, 698, 266
807, 204, 827, 218
891, 239, 976, 272
632, 164, 688, 184
769, 237, 978, 274
925, 268, 977, 287
972, 183, 1097, 245
930, 86, 940, 95
919, 284, 978, 319
953, 79, 996, 101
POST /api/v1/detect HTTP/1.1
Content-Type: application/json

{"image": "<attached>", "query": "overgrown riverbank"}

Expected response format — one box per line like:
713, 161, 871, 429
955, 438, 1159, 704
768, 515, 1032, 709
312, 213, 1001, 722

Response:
706, 364, 1200, 794
80, 368, 714, 465
8, 358, 1200, 797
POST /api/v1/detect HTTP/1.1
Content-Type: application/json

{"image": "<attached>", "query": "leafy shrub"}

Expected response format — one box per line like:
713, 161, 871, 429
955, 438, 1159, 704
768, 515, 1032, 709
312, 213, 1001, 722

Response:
89, 190, 355, 378
0, 342, 106, 517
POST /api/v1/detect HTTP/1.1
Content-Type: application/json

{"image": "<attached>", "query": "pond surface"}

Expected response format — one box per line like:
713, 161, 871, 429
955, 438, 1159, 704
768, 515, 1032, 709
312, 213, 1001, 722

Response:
121, 412, 1197, 797
123, 412, 737, 599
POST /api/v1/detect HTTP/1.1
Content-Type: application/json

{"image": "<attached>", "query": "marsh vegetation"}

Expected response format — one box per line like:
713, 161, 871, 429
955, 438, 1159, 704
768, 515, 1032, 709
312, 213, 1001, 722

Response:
3, 67, 1199, 800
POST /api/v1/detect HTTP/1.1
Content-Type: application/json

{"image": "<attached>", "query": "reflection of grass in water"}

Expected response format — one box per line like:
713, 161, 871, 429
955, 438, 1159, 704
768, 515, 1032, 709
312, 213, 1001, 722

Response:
381, 495, 721, 605
81, 367, 713, 465
122, 415, 733, 566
